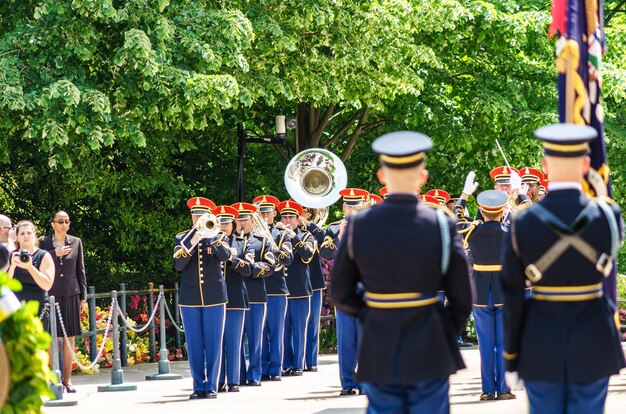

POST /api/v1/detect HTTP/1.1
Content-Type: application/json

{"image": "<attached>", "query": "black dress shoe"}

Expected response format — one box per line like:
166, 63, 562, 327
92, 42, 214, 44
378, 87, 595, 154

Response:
206, 391, 217, 399
228, 384, 240, 392
269, 375, 282, 381
261, 375, 270, 381
340, 386, 358, 396
248, 380, 261, 386
218, 384, 228, 393
290, 369, 303, 376
304, 366, 318, 372
189, 391, 207, 399
281, 368, 293, 376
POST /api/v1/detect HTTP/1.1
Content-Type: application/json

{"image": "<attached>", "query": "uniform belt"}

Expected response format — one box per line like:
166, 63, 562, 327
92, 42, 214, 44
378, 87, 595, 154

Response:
473, 264, 502, 272
531, 283, 603, 302
363, 292, 439, 309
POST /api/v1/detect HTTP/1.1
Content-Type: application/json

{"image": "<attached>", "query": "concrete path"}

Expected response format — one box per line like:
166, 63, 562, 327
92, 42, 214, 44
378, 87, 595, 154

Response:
43, 347, 626, 414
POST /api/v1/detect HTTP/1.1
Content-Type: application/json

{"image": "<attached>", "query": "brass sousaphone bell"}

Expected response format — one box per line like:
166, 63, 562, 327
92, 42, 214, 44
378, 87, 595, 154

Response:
284, 148, 348, 210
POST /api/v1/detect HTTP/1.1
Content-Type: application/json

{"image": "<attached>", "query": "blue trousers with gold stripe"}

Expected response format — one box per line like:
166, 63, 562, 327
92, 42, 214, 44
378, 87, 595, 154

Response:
180, 305, 225, 393
262, 296, 288, 376
362, 378, 450, 414
305, 289, 323, 369
220, 309, 245, 386
473, 299, 508, 394
242, 303, 266, 382
336, 308, 362, 388
283, 297, 311, 370
525, 377, 609, 414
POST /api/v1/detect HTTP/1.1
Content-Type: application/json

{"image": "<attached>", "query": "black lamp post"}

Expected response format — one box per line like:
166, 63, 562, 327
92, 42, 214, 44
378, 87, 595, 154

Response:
237, 116, 291, 201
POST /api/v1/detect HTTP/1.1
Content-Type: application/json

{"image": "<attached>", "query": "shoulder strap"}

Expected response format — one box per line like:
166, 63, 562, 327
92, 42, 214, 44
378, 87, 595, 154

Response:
436, 208, 451, 274
596, 198, 620, 259
347, 218, 356, 261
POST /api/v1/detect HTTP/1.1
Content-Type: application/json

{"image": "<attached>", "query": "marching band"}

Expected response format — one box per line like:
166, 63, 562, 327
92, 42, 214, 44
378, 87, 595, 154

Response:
172, 124, 624, 413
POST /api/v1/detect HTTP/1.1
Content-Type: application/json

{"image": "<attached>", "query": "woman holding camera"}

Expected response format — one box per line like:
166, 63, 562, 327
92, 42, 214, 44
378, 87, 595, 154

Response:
8, 221, 55, 318
38, 211, 87, 393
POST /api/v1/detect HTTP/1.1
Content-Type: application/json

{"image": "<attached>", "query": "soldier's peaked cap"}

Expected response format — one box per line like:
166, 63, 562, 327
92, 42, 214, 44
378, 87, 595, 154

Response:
372, 131, 433, 168
534, 123, 597, 157
476, 190, 508, 214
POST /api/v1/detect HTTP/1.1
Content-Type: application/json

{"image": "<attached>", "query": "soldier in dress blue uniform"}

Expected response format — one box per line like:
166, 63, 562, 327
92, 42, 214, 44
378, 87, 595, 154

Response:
331, 131, 472, 413
300, 207, 327, 372
456, 189, 515, 401
173, 197, 233, 399
278, 200, 315, 376
300, 207, 326, 372
519, 167, 544, 204
321, 187, 369, 396
254, 195, 293, 381
234, 202, 277, 386
502, 124, 625, 413
213, 205, 254, 393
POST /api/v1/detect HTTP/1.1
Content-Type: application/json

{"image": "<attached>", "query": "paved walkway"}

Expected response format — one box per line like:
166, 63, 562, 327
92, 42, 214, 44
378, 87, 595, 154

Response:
44, 347, 626, 414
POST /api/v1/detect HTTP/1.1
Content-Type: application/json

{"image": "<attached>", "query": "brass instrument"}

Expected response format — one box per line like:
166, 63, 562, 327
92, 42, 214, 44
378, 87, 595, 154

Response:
285, 148, 347, 209
178, 213, 220, 254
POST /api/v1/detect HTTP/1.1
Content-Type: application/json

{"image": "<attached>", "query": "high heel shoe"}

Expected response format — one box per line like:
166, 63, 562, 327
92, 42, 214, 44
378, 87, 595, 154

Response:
63, 383, 77, 393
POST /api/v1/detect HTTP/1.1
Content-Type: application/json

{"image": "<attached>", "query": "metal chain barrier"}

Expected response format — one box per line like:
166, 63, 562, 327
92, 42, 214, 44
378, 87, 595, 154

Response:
39, 302, 49, 320
162, 297, 185, 333
55, 298, 115, 372
116, 292, 163, 333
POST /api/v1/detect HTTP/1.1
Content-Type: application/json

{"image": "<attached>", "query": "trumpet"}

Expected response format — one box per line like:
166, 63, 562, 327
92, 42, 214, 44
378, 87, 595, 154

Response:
179, 213, 220, 254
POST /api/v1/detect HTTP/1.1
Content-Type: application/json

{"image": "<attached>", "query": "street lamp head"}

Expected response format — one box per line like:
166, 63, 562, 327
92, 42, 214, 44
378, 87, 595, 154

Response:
285, 117, 297, 130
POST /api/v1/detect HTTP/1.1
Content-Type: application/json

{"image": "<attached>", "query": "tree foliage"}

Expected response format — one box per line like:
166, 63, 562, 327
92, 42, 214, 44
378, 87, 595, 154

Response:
0, 1, 625, 289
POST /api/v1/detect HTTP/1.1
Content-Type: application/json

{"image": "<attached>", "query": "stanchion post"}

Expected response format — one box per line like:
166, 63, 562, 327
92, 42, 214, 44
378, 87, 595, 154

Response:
148, 282, 156, 363
45, 296, 78, 406
174, 282, 181, 351
88, 286, 97, 362
146, 285, 182, 380
119, 283, 128, 367
97, 291, 137, 392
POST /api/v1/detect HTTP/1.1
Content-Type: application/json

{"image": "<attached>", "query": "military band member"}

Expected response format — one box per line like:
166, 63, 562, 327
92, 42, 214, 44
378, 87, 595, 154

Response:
173, 197, 232, 399
278, 200, 315, 376
538, 178, 548, 201
502, 124, 625, 413
457, 190, 515, 401
254, 194, 293, 381
331, 131, 472, 413
426, 189, 451, 207
235, 202, 277, 386
215, 205, 255, 393
379, 186, 389, 200
447, 194, 461, 213
519, 167, 543, 203
300, 207, 327, 372
367, 194, 383, 205
323, 187, 369, 395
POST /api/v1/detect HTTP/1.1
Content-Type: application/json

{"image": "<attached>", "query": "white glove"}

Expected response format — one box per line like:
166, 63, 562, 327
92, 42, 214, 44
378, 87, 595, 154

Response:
505, 371, 524, 390
509, 170, 522, 192
462, 171, 479, 196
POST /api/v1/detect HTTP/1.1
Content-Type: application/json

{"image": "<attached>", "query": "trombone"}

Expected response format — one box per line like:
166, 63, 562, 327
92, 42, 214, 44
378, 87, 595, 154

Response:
178, 213, 220, 254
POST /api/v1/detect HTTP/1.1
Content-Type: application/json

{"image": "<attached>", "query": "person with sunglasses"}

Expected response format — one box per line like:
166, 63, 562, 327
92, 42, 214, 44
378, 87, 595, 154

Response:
0, 214, 16, 267
38, 211, 87, 393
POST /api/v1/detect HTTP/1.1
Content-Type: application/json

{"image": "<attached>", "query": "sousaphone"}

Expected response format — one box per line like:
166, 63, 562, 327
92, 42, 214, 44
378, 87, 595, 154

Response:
284, 148, 348, 210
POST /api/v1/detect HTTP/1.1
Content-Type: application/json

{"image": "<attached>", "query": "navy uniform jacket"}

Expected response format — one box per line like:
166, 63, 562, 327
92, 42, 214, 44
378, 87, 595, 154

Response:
319, 221, 341, 260
331, 194, 472, 385
223, 236, 254, 310
285, 227, 315, 298
502, 188, 625, 383
174, 231, 232, 306
243, 233, 277, 303
306, 222, 326, 290
264, 225, 293, 296
455, 213, 506, 306
456, 196, 529, 230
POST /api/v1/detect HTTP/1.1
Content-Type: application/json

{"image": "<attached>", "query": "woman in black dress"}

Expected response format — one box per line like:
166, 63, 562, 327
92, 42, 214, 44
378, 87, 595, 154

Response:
38, 211, 86, 393
8, 220, 55, 319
